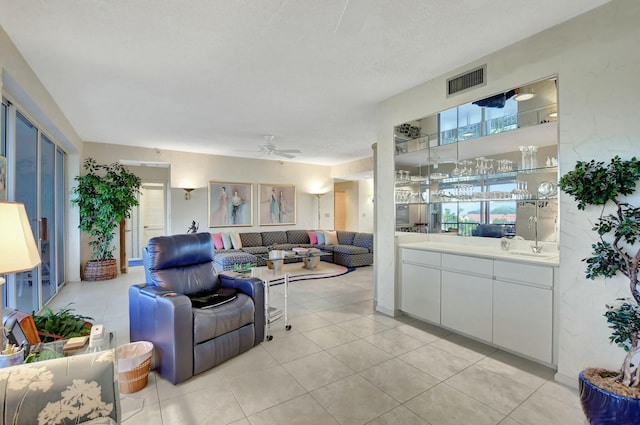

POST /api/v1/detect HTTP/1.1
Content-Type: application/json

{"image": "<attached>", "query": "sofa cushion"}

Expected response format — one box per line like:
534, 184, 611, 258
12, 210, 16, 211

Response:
193, 293, 254, 343
307, 231, 318, 244
271, 243, 298, 251
353, 233, 374, 252
230, 232, 243, 249
315, 230, 325, 244
337, 231, 357, 245
239, 232, 263, 247
211, 233, 224, 250
242, 246, 269, 256
334, 251, 374, 267
331, 245, 369, 255
261, 231, 287, 246
221, 233, 232, 250
324, 230, 339, 245
287, 230, 310, 245
0, 350, 120, 425
213, 251, 257, 272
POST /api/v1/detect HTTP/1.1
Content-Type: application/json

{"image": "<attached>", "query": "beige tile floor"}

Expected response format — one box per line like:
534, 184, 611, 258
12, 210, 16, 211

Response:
48, 265, 587, 425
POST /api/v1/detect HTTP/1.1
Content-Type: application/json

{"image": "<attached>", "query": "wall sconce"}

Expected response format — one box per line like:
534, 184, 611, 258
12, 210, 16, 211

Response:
183, 188, 194, 200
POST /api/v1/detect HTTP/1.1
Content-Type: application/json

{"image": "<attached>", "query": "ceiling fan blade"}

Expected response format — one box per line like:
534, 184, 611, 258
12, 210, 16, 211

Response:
335, 0, 368, 34
277, 152, 296, 159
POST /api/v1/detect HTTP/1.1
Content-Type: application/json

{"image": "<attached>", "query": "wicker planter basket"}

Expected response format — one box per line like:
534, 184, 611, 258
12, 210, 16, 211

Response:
117, 341, 153, 394
83, 259, 117, 281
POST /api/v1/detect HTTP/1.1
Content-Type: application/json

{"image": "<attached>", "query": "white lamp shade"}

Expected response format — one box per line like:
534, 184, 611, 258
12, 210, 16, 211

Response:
0, 202, 41, 275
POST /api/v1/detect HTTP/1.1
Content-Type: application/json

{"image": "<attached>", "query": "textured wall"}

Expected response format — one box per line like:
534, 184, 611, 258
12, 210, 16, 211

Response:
376, 0, 640, 386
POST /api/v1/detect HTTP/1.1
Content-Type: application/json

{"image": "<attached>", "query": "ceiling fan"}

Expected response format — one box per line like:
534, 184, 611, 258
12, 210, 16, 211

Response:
255, 135, 301, 159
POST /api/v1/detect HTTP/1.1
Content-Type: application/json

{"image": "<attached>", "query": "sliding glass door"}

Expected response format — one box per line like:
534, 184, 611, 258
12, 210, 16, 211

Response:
9, 109, 65, 312
15, 111, 40, 312
40, 134, 56, 305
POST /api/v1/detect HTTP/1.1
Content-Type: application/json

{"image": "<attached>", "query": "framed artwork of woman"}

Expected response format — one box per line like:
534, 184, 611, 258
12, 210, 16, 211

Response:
208, 181, 253, 227
259, 184, 296, 225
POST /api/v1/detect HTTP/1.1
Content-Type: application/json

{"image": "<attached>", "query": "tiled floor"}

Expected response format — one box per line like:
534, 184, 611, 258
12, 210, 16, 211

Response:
47, 265, 587, 425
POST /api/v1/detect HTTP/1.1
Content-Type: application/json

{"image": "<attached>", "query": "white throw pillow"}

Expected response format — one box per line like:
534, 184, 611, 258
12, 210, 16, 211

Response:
324, 230, 338, 245
230, 232, 243, 249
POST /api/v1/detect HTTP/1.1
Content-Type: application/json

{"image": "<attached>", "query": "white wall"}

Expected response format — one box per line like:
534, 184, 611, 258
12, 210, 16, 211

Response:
0, 26, 84, 282
82, 141, 334, 260
375, 0, 640, 386
358, 179, 374, 233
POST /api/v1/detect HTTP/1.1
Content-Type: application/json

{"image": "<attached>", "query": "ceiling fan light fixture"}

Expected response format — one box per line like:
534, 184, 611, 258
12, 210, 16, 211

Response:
514, 89, 535, 102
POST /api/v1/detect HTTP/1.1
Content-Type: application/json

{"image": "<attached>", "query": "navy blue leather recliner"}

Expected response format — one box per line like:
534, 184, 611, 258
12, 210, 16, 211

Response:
128, 232, 265, 384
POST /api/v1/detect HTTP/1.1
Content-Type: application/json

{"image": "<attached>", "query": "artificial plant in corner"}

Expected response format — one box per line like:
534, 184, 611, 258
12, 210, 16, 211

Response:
71, 158, 142, 280
559, 155, 640, 394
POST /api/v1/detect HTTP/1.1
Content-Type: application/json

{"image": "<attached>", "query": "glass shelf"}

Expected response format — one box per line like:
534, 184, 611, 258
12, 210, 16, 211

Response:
394, 166, 557, 188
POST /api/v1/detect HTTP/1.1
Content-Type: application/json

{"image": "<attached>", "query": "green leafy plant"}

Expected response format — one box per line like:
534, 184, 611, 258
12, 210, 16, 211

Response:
232, 263, 255, 274
32, 305, 93, 343
71, 158, 142, 261
559, 155, 640, 388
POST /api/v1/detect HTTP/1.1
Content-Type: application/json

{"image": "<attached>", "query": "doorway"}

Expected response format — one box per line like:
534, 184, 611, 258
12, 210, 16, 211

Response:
334, 191, 346, 231
126, 182, 167, 264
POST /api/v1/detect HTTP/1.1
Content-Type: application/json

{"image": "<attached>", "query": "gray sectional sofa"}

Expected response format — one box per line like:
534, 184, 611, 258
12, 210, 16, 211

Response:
212, 230, 373, 270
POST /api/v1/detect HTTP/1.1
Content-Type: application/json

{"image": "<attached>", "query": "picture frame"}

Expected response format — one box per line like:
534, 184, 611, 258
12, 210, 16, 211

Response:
259, 184, 296, 226
208, 181, 253, 227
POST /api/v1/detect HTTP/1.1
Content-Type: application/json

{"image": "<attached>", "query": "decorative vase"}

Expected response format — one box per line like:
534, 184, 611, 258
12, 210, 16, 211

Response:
0, 348, 25, 368
579, 371, 640, 425
83, 259, 118, 281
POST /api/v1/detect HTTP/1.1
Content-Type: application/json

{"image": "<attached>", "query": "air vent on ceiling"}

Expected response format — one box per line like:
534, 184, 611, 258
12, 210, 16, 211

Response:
447, 65, 486, 97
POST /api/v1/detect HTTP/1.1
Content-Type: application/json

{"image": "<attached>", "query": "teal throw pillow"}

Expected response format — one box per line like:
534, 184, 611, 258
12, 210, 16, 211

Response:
222, 232, 233, 250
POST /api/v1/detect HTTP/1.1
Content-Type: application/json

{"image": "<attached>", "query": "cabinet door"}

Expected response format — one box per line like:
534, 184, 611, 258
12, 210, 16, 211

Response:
441, 271, 493, 342
493, 280, 552, 363
401, 262, 441, 324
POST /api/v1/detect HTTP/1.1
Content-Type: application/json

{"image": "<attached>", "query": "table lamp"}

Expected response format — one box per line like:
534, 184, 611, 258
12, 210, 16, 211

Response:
0, 202, 41, 339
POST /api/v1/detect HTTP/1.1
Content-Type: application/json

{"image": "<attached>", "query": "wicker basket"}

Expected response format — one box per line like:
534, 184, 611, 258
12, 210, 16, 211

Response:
116, 341, 153, 394
83, 259, 117, 281
118, 356, 151, 394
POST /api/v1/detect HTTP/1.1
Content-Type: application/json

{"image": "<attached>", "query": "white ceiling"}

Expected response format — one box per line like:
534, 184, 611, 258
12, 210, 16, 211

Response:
0, 0, 609, 166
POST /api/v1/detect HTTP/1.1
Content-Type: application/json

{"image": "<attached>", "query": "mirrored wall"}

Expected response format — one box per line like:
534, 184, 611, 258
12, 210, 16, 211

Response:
394, 77, 558, 241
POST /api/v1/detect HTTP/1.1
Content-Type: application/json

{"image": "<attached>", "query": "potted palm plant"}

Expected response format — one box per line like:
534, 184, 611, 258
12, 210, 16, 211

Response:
71, 158, 142, 281
32, 305, 93, 343
559, 156, 640, 424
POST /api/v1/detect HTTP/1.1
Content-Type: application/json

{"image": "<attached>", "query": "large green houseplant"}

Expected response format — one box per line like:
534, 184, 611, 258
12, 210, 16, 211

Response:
560, 156, 640, 421
71, 158, 142, 280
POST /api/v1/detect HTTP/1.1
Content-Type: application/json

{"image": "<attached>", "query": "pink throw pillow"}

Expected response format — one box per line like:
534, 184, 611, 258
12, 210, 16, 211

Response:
211, 233, 224, 250
307, 230, 318, 244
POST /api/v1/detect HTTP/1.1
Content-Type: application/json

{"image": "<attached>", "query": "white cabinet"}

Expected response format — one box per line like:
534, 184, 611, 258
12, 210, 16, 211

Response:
400, 249, 441, 324
398, 248, 555, 365
493, 260, 554, 363
441, 270, 493, 342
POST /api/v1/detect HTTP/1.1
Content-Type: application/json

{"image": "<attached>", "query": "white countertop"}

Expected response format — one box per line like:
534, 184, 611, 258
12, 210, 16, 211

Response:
398, 239, 559, 266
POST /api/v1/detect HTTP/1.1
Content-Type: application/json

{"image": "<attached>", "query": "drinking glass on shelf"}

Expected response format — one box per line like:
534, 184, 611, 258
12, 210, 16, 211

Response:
512, 180, 530, 200
475, 157, 485, 174
486, 158, 494, 173
461, 160, 472, 175
527, 146, 538, 170
519, 146, 528, 170
452, 162, 462, 176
